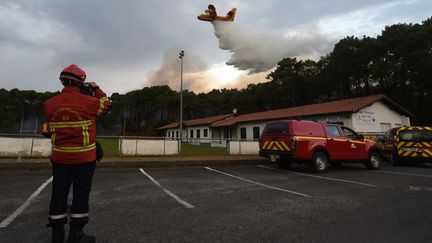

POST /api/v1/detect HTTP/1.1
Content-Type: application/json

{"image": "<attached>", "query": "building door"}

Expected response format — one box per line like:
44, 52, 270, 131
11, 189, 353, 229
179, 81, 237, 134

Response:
240, 127, 247, 140
223, 128, 229, 139
253, 127, 260, 140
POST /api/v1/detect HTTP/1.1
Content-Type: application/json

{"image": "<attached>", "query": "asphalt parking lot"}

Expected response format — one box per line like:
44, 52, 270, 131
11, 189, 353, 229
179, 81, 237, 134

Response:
1, 162, 432, 243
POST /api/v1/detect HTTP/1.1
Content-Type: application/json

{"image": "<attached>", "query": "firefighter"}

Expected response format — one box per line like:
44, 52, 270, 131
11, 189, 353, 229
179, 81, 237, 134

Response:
41, 64, 111, 243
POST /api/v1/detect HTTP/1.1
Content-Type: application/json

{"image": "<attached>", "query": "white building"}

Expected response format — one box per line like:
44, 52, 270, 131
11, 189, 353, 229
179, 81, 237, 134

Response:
211, 94, 412, 140
158, 94, 413, 142
158, 113, 236, 143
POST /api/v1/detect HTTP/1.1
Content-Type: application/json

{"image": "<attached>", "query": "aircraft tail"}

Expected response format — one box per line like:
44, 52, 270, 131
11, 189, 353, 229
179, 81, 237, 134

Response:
225, 8, 236, 21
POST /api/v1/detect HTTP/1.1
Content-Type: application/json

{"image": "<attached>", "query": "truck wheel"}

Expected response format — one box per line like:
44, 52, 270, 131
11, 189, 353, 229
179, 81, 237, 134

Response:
277, 160, 291, 169
390, 150, 399, 166
366, 151, 382, 170
311, 151, 328, 173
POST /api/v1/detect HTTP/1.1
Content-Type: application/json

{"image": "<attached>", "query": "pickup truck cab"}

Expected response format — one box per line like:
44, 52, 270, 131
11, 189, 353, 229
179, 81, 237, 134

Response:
383, 126, 432, 165
259, 120, 382, 173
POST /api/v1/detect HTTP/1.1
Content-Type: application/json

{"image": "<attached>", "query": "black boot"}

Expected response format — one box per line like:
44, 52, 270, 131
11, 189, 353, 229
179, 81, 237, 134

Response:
51, 225, 65, 243
67, 227, 96, 243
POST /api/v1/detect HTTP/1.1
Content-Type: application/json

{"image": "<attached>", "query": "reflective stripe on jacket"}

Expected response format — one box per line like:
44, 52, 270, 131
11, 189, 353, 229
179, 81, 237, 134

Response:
42, 86, 111, 164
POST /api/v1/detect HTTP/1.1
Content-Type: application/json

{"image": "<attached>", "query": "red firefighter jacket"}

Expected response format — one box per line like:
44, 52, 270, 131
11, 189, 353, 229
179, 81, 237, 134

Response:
41, 86, 111, 164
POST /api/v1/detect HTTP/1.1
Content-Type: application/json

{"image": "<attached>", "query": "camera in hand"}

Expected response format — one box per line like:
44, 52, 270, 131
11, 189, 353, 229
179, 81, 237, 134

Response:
80, 82, 95, 97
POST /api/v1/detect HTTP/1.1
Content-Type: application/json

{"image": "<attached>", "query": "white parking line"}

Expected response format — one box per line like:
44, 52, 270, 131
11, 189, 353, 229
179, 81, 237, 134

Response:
0, 177, 53, 228
139, 169, 194, 209
258, 165, 376, 187
371, 170, 432, 178
205, 167, 311, 198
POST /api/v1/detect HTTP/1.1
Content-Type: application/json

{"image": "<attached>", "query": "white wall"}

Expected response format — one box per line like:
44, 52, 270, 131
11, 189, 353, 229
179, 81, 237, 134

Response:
120, 138, 178, 155
352, 101, 410, 133
0, 137, 180, 157
229, 141, 259, 155
31, 139, 52, 156
0, 137, 51, 157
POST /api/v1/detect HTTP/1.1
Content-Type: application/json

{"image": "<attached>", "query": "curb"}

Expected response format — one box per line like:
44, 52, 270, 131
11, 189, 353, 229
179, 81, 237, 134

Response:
0, 159, 267, 170
0, 162, 51, 170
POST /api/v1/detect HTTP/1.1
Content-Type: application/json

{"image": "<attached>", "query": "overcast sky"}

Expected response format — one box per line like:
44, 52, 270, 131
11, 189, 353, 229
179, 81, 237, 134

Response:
1, 0, 431, 95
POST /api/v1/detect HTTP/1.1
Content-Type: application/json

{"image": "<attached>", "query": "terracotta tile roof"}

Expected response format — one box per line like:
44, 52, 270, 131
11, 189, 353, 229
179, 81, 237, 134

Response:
158, 113, 235, 130
211, 94, 413, 127
158, 122, 180, 130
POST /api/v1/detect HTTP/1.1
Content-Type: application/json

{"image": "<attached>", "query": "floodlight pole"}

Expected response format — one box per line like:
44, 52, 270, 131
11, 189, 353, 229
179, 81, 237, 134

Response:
179, 50, 184, 155
123, 102, 126, 136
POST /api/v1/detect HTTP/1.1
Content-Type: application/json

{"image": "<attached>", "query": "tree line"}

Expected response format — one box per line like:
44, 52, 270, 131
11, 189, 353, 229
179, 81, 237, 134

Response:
1, 17, 431, 135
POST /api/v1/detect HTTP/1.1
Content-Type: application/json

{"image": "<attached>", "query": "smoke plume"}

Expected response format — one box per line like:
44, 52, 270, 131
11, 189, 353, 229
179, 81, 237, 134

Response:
212, 21, 332, 73
146, 48, 209, 91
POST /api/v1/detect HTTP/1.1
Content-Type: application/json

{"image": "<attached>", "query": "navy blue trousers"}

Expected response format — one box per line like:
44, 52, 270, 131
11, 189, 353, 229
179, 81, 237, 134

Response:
48, 161, 96, 229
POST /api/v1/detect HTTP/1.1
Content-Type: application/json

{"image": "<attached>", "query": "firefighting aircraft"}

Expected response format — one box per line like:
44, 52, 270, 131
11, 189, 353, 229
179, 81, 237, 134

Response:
197, 4, 237, 22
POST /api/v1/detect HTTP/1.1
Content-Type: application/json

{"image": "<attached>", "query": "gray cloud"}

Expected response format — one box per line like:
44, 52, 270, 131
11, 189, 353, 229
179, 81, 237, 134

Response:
0, 0, 430, 94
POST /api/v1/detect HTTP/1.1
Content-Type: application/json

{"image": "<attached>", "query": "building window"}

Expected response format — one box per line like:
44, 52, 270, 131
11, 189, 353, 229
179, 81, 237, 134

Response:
253, 127, 260, 140
240, 127, 247, 140
190, 130, 194, 138
176, 131, 179, 138
167, 131, 170, 137
197, 129, 201, 138
204, 128, 208, 137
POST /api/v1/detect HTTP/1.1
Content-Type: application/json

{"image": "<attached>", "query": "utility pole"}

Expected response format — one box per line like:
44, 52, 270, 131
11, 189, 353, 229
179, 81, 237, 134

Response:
19, 111, 24, 135
34, 118, 38, 134
179, 50, 184, 155
123, 102, 127, 136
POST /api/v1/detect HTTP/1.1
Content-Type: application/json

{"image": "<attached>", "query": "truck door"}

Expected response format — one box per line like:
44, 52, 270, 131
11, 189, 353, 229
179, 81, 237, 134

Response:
341, 127, 367, 160
324, 125, 346, 160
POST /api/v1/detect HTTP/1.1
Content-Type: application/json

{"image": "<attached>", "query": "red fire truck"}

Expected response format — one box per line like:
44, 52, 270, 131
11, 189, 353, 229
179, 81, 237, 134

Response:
259, 120, 382, 173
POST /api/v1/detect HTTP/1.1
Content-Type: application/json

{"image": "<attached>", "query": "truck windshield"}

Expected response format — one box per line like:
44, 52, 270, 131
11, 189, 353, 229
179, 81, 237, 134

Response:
399, 130, 432, 142
264, 122, 289, 134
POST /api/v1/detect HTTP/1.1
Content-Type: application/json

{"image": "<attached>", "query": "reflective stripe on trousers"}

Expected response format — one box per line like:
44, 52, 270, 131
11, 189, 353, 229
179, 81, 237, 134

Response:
49, 213, 68, 220
70, 213, 89, 218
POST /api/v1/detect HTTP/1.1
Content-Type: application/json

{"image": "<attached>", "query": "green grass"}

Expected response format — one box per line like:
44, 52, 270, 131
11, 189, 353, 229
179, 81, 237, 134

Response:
97, 138, 119, 157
